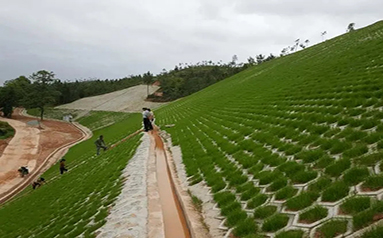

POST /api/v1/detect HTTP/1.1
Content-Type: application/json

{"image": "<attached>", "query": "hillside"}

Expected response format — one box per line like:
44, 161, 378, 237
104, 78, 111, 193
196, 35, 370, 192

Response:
56, 84, 166, 112
155, 21, 383, 237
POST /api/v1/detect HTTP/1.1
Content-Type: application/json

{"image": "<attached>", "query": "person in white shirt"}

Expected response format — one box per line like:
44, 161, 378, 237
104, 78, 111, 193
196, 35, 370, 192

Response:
142, 108, 153, 132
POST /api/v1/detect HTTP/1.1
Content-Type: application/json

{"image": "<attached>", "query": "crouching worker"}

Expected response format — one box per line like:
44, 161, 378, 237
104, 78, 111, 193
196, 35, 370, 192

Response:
18, 166, 29, 177
60, 159, 68, 174
32, 177, 45, 189
95, 135, 107, 155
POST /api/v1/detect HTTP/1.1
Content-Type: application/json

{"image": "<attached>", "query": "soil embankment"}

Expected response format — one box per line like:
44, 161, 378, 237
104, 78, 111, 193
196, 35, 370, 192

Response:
56, 84, 167, 112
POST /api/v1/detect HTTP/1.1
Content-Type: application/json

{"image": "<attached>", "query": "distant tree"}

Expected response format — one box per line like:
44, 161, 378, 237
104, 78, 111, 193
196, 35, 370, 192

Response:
230, 55, 238, 67
247, 57, 256, 65
347, 23, 355, 32
256, 54, 265, 64
321, 31, 327, 42
305, 39, 310, 47
142, 71, 154, 97
26, 70, 60, 120
0, 86, 16, 118
4, 76, 31, 105
295, 39, 300, 52
265, 54, 276, 62
299, 44, 306, 49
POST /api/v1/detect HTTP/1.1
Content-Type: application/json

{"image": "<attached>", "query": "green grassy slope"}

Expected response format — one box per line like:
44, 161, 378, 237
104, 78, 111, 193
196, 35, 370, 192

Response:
156, 21, 383, 237
0, 121, 14, 139
0, 112, 142, 238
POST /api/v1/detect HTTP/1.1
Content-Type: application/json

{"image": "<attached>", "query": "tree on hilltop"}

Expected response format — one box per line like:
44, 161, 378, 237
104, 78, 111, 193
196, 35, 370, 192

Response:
26, 70, 60, 120
0, 76, 31, 118
347, 23, 355, 32
142, 71, 154, 97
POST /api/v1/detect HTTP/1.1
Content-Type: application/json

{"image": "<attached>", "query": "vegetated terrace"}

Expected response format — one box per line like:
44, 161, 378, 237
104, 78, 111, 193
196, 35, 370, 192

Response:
0, 112, 142, 238
155, 21, 383, 237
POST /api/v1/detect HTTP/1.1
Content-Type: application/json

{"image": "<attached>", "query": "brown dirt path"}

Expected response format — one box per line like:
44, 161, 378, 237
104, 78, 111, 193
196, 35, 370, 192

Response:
0, 108, 88, 204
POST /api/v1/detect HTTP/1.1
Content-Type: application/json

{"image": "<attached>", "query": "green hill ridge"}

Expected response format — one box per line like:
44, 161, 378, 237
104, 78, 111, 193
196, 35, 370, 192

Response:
155, 21, 383, 237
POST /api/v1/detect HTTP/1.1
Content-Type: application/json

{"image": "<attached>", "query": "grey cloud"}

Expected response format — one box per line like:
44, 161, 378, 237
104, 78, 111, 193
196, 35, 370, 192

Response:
0, 0, 382, 85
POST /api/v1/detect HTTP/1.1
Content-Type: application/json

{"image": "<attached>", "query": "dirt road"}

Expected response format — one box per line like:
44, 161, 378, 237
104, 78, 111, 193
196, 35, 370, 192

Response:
0, 109, 87, 203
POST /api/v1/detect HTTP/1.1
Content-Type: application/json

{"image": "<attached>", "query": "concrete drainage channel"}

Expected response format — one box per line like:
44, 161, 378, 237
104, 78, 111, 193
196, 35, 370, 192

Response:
151, 129, 191, 238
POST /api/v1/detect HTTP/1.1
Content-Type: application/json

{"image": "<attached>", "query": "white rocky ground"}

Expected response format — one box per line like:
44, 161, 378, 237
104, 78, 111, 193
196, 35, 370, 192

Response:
56, 85, 166, 113
96, 134, 150, 238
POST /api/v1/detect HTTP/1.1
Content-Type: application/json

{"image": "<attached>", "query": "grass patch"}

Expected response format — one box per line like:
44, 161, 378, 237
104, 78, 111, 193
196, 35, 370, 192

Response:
314, 155, 334, 169
322, 181, 349, 202
233, 218, 258, 237
285, 192, 319, 211
340, 196, 371, 214
324, 158, 351, 177
362, 175, 383, 191
267, 178, 288, 192
0, 121, 14, 139
253, 205, 277, 219
307, 177, 332, 193
343, 167, 369, 185
353, 202, 383, 230
299, 206, 328, 223
361, 226, 383, 238
316, 220, 348, 238
275, 186, 298, 200
275, 230, 304, 238
291, 170, 317, 184
262, 214, 289, 232
247, 194, 268, 209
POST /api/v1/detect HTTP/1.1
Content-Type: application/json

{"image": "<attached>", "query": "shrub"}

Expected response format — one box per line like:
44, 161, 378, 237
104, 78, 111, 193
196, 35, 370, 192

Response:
233, 218, 258, 237
324, 158, 351, 177
236, 182, 259, 193
307, 177, 332, 192
299, 206, 328, 223
262, 214, 289, 232
362, 175, 383, 191
343, 167, 369, 185
247, 194, 268, 209
316, 220, 348, 238
285, 192, 319, 211
275, 230, 304, 238
275, 186, 298, 200
253, 205, 277, 219
322, 181, 349, 202
340, 197, 371, 214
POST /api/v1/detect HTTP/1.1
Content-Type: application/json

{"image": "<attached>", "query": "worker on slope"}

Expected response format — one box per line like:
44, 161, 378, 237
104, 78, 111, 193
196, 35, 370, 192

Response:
60, 158, 68, 174
95, 135, 108, 155
32, 177, 45, 189
148, 108, 155, 125
142, 108, 153, 132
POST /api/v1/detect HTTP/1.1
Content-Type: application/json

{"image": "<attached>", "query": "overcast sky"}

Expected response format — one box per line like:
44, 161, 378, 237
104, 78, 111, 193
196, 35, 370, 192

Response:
0, 0, 382, 85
